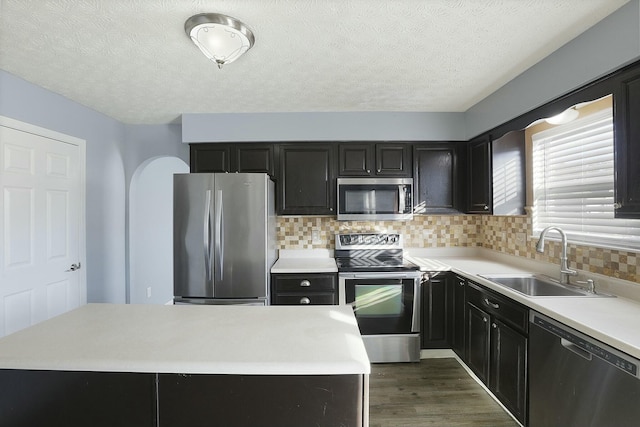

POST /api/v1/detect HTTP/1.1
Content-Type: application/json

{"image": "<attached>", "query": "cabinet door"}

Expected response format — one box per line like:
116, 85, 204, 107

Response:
278, 144, 335, 215
375, 144, 411, 177
158, 374, 364, 427
467, 138, 492, 214
0, 370, 156, 427
421, 273, 450, 349
466, 303, 491, 384
451, 275, 466, 359
190, 144, 231, 173
413, 144, 459, 213
235, 144, 275, 176
614, 69, 640, 218
492, 131, 525, 215
490, 319, 527, 424
338, 143, 373, 176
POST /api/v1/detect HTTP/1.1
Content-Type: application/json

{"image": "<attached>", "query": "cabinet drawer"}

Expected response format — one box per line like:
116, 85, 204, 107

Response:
273, 293, 337, 305
466, 282, 528, 334
272, 274, 337, 292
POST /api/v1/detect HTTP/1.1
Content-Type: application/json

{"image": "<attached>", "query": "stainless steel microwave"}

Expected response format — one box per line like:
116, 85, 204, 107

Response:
337, 178, 413, 221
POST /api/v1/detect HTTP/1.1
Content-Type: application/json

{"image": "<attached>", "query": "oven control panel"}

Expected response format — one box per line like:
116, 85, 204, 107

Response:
336, 233, 402, 249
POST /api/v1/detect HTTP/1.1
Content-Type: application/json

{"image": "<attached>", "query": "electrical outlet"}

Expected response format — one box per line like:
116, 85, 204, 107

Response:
146, 287, 152, 298
515, 232, 527, 246
311, 230, 322, 244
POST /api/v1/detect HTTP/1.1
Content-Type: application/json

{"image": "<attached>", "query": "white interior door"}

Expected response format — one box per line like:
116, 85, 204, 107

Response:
0, 117, 86, 337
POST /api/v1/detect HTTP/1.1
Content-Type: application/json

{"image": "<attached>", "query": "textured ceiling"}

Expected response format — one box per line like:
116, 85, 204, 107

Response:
0, 0, 630, 124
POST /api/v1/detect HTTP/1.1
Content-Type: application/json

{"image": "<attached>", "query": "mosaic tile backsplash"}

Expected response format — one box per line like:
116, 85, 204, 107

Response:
277, 215, 640, 284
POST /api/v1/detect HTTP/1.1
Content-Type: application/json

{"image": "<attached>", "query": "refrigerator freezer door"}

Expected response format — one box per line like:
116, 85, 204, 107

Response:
174, 174, 216, 298
214, 174, 269, 299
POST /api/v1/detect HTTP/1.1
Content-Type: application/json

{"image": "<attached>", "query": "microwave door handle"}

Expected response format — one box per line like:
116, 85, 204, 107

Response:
398, 186, 406, 213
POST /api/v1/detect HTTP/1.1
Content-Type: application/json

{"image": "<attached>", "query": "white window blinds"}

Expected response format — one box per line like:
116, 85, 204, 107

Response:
532, 107, 640, 250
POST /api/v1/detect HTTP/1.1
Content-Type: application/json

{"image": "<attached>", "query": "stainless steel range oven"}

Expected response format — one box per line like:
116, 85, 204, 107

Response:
336, 233, 421, 363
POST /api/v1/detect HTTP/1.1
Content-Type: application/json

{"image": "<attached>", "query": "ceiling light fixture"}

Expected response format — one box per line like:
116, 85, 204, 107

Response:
185, 13, 255, 69
545, 107, 579, 125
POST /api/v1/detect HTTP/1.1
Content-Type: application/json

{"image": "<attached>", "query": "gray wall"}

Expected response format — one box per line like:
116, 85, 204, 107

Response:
0, 70, 128, 304
182, 111, 467, 142
0, 70, 185, 304
465, 0, 640, 139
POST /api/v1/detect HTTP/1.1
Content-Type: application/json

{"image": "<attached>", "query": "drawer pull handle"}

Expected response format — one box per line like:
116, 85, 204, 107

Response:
300, 280, 311, 287
300, 297, 311, 304
484, 298, 499, 309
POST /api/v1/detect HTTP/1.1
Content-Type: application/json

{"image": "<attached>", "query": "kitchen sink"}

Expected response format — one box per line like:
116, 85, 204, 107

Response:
478, 274, 612, 297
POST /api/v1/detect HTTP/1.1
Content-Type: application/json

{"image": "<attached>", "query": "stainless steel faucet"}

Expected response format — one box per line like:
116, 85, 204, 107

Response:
536, 226, 577, 285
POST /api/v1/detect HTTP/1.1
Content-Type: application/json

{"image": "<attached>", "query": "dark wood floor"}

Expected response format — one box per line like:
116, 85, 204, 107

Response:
369, 358, 520, 427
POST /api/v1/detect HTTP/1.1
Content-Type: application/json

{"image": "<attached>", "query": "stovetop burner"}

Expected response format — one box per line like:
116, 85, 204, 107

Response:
335, 256, 419, 272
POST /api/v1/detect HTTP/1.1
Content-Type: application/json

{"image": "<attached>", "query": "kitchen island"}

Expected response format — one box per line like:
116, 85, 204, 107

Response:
0, 304, 370, 427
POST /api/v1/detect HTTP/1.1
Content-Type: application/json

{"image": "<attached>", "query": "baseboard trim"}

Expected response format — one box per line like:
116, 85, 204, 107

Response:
420, 349, 456, 359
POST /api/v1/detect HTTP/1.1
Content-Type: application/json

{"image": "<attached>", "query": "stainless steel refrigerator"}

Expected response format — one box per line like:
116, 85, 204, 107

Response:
173, 173, 276, 305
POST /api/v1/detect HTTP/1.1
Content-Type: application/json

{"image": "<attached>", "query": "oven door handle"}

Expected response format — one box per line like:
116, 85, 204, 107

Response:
339, 272, 419, 279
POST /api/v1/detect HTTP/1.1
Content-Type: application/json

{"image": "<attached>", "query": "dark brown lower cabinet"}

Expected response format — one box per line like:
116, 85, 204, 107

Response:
0, 369, 366, 427
421, 272, 451, 349
0, 370, 157, 427
158, 374, 365, 427
490, 319, 528, 423
465, 281, 528, 425
271, 273, 338, 305
451, 274, 466, 358
466, 303, 491, 384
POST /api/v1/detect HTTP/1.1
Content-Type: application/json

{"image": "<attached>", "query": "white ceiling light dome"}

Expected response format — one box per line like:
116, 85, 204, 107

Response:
185, 13, 255, 69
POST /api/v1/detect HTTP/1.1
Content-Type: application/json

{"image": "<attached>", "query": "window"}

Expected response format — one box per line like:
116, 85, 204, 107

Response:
532, 107, 640, 250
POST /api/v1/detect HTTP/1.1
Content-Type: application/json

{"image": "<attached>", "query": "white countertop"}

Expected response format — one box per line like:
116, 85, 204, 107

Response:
271, 249, 338, 273
405, 250, 640, 360
271, 257, 338, 273
271, 246, 640, 359
0, 304, 370, 375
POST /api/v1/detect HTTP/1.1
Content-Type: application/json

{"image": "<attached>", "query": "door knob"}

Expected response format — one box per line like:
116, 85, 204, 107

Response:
67, 262, 81, 272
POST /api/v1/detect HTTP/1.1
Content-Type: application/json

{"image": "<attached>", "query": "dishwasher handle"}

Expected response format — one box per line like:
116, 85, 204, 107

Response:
561, 338, 593, 361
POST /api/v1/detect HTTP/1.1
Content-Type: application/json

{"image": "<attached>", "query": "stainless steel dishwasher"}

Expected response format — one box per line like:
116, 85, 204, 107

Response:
529, 312, 640, 426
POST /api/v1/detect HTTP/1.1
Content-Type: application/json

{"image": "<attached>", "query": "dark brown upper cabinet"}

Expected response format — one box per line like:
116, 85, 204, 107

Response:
234, 144, 276, 176
467, 138, 492, 214
338, 143, 412, 177
338, 144, 373, 176
190, 143, 275, 177
375, 144, 412, 176
614, 68, 640, 218
190, 144, 231, 173
278, 143, 336, 215
492, 130, 525, 216
413, 143, 463, 214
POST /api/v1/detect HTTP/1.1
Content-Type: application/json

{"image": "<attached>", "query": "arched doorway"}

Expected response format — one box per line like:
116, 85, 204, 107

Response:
129, 157, 188, 304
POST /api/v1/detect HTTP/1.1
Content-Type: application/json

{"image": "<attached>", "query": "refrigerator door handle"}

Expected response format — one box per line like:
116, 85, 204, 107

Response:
215, 189, 224, 282
204, 190, 213, 284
